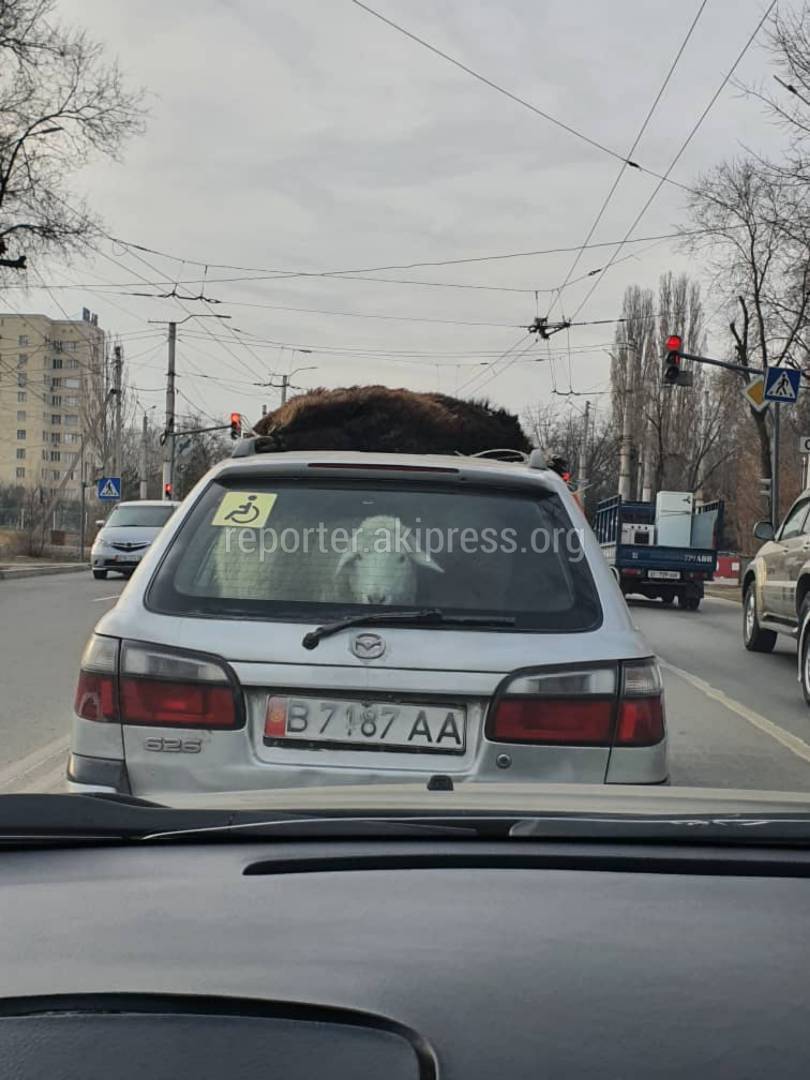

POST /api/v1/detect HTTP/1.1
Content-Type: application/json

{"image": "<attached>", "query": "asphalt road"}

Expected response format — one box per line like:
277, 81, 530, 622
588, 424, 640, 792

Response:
630, 594, 810, 793
2, 575, 810, 796
0, 572, 124, 794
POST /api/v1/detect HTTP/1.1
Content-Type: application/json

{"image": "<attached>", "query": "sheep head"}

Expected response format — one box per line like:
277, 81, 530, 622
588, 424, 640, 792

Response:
335, 515, 444, 605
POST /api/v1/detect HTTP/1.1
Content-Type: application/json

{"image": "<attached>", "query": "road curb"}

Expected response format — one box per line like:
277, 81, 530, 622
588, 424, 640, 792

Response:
0, 564, 86, 581
705, 588, 741, 604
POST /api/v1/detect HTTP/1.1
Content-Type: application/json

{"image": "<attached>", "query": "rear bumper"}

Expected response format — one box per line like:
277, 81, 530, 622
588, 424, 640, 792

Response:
66, 752, 131, 794
76, 727, 669, 796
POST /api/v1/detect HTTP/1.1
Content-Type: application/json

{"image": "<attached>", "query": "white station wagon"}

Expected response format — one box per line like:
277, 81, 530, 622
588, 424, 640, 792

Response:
69, 447, 667, 796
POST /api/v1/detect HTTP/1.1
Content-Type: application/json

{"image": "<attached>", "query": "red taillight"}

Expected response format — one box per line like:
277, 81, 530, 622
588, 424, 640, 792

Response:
486, 660, 664, 749
616, 697, 665, 746
74, 635, 243, 731
120, 678, 236, 728
75, 635, 119, 722
490, 698, 614, 745
74, 670, 116, 722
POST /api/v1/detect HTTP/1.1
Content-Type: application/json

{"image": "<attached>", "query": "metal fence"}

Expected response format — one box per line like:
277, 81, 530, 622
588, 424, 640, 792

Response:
0, 502, 83, 531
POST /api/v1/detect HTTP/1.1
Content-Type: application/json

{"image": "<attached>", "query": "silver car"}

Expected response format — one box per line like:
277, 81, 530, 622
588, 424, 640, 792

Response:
69, 449, 667, 796
90, 500, 180, 579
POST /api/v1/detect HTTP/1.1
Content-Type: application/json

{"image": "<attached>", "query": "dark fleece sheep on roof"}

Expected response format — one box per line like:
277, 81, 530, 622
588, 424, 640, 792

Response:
252, 385, 531, 455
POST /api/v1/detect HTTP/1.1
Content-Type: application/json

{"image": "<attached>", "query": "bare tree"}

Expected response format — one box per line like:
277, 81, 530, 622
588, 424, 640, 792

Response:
746, 3, 810, 147
522, 402, 618, 514
0, 0, 145, 272
609, 274, 725, 497
682, 157, 810, 481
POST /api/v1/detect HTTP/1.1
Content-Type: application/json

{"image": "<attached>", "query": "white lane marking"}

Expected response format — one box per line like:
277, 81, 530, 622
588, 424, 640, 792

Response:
0, 735, 70, 792
660, 659, 810, 766
91, 593, 120, 603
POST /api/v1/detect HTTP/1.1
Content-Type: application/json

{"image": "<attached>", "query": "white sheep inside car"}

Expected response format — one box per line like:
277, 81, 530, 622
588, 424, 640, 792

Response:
335, 515, 444, 605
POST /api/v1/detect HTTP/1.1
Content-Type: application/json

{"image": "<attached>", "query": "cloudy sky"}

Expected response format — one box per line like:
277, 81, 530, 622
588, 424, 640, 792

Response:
12, 0, 795, 428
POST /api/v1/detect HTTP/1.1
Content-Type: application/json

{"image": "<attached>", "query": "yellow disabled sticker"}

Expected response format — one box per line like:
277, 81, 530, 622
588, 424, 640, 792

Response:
211, 491, 277, 528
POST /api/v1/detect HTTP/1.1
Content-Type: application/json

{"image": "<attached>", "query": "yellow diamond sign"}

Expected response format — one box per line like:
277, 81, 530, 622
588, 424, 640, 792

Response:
743, 374, 768, 413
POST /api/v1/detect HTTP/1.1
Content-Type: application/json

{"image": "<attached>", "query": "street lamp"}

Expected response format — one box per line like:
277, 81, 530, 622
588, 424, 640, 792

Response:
282, 365, 317, 403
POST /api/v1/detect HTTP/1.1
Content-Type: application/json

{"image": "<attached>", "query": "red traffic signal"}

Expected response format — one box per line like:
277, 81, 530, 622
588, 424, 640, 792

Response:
163, 482, 173, 499
229, 412, 241, 440
663, 334, 683, 385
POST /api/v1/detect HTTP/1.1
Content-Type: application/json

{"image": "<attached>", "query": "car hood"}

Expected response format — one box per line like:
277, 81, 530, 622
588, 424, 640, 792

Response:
157, 781, 810, 816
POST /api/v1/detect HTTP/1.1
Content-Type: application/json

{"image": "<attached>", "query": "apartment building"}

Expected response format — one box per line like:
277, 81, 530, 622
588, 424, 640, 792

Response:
0, 312, 106, 503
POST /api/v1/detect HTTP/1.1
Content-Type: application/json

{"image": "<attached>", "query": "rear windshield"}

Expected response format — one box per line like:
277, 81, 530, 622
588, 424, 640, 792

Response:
147, 478, 601, 632
105, 505, 176, 528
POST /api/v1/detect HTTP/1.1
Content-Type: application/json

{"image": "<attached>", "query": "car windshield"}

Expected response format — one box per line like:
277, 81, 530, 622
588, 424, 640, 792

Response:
147, 478, 601, 631
104, 506, 176, 529
6, 0, 810, 839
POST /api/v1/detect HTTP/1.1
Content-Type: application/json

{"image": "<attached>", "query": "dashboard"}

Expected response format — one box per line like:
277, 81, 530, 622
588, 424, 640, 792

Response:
1, 838, 809, 1078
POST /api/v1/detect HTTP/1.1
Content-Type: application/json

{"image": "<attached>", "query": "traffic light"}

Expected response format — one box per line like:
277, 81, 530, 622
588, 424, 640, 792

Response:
229, 412, 241, 441
163, 482, 173, 499
663, 334, 683, 385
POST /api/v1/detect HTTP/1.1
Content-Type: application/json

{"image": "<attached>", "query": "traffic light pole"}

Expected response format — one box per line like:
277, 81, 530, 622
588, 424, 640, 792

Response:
676, 349, 754, 376
772, 404, 780, 526
671, 344, 786, 522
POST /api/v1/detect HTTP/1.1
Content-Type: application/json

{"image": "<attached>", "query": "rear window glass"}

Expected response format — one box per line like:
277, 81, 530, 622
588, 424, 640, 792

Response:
105, 505, 176, 528
147, 479, 601, 632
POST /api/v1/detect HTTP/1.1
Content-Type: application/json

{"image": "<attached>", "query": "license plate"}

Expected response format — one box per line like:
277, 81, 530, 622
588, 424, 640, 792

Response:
264, 696, 467, 754
648, 570, 681, 580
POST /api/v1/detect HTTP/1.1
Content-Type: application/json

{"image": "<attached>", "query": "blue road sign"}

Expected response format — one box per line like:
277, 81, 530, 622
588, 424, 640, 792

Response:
764, 366, 801, 404
96, 476, 121, 500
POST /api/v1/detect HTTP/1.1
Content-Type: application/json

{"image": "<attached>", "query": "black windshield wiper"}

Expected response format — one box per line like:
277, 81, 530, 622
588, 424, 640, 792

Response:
302, 607, 515, 649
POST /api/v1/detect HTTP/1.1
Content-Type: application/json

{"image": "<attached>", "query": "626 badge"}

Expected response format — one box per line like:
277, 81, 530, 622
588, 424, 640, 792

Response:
144, 737, 203, 753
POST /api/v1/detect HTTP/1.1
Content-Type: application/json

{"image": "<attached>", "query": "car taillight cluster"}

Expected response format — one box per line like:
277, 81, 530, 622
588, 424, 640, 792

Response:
486, 660, 664, 748
74, 635, 243, 730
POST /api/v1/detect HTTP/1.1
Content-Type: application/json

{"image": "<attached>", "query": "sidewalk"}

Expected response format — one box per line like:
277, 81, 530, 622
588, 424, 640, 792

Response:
0, 557, 86, 581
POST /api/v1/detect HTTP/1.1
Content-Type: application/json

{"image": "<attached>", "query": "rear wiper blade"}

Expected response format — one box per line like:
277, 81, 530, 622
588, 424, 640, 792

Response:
302, 607, 515, 649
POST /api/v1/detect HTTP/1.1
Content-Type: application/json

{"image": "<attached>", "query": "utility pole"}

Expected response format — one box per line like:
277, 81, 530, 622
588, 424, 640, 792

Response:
619, 400, 633, 500
162, 321, 176, 499
112, 344, 123, 478
618, 344, 636, 500
146, 314, 230, 500
280, 373, 289, 405
140, 413, 149, 500
641, 423, 654, 502
79, 442, 86, 562
577, 400, 590, 491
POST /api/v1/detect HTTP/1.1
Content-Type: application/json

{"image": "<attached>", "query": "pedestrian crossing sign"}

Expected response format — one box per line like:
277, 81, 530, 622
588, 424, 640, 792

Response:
97, 476, 121, 500
764, 366, 801, 404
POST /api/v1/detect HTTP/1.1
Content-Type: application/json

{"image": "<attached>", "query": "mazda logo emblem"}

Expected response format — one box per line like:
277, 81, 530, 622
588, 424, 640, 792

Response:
351, 632, 386, 660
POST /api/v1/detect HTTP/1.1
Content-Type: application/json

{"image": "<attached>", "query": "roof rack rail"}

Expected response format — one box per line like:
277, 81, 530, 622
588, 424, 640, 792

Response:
231, 436, 276, 458
470, 448, 529, 462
